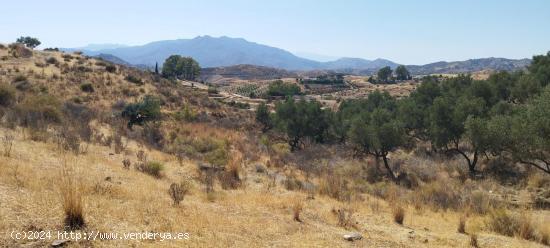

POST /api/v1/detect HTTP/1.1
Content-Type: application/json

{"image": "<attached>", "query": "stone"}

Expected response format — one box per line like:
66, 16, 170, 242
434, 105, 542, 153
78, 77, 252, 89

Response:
343, 232, 362, 241
51, 239, 69, 247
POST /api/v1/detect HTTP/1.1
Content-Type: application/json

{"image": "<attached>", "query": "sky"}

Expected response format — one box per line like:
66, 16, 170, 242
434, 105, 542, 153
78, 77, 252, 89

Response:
0, 0, 549, 64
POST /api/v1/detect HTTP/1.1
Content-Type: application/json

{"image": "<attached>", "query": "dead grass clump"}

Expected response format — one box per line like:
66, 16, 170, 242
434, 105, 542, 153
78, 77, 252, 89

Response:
318, 170, 351, 201
219, 151, 243, 190
486, 209, 517, 236
413, 180, 461, 211
284, 174, 303, 191
59, 167, 85, 230
169, 179, 191, 206
2, 133, 14, 157
470, 233, 479, 248
292, 199, 303, 222
458, 216, 466, 234
467, 190, 494, 215
333, 207, 357, 229
392, 205, 405, 225
485, 209, 544, 243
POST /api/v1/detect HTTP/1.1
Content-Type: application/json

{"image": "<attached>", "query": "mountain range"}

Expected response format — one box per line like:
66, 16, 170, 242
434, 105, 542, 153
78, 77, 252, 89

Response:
64, 36, 531, 75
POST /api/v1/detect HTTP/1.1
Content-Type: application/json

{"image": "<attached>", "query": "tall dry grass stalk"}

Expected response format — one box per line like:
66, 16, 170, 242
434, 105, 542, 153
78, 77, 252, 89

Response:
59, 159, 86, 230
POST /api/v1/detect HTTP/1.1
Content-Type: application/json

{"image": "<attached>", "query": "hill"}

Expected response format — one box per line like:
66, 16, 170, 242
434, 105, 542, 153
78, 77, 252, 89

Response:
407, 57, 531, 75
1, 44, 548, 248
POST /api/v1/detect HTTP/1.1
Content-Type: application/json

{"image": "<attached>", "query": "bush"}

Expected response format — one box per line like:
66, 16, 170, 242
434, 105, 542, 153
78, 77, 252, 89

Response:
174, 105, 197, 122
413, 181, 462, 211
207, 87, 218, 94
137, 161, 164, 178
121, 95, 161, 128
169, 179, 191, 205
392, 205, 405, 225
46, 57, 58, 65
80, 83, 94, 93
15, 94, 63, 127
105, 64, 116, 73
125, 74, 143, 85
0, 83, 16, 107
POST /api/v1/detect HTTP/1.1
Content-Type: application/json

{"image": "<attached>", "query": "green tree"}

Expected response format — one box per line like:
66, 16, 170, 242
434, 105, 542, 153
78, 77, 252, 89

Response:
377, 66, 393, 83
428, 95, 487, 174
395, 65, 411, 80
273, 98, 329, 151
161, 55, 200, 81
122, 95, 162, 128
488, 86, 550, 174
154, 62, 159, 74
349, 107, 405, 181
255, 102, 272, 132
16, 36, 41, 49
267, 80, 301, 97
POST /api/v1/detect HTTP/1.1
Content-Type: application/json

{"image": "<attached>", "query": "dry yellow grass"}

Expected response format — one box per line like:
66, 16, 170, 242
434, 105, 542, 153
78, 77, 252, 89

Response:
0, 46, 548, 247
0, 126, 547, 248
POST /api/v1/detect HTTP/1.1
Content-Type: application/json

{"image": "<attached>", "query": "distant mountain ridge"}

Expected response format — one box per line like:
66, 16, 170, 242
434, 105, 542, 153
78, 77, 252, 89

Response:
406, 57, 531, 75
64, 36, 531, 74
65, 36, 398, 71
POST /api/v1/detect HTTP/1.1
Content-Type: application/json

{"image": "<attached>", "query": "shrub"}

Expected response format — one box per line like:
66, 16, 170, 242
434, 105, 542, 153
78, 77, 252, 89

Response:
0, 83, 16, 107
122, 95, 161, 128
105, 64, 116, 73
125, 74, 143, 85
485, 209, 539, 242
137, 161, 164, 178
207, 87, 218, 94
169, 179, 191, 205
392, 205, 405, 225
46, 57, 58, 65
12, 74, 27, 82
318, 171, 351, 201
413, 181, 462, 211
174, 105, 197, 122
15, 94, 63, 127
80, 83, 94, 93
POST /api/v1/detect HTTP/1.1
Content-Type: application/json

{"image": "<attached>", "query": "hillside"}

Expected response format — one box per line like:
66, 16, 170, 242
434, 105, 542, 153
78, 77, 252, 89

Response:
0, 44, 549, 248
407, 57, 531, 75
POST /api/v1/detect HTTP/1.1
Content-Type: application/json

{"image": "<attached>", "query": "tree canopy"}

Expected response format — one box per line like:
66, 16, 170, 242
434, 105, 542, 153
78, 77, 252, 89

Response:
377, 66, 393, 83
16, 36, 41, 49
395, 65, 411, 80
162, 55, 200, 81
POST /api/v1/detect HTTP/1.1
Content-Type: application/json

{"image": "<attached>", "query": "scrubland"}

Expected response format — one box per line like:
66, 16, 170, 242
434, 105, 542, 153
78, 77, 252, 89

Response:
0, 44, 548, 247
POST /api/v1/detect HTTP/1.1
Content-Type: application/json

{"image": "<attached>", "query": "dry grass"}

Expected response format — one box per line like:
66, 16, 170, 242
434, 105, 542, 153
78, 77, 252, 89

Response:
470, 233, 479, 248
458, 216, 466, 234
291, 198, 303, 222
0, 49, 548, 247
392, 205, 405, 225
59, 161, 86, 230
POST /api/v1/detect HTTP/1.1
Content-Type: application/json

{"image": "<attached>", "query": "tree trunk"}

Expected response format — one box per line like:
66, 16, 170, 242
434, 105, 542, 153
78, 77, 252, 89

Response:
381, 155, 397, 182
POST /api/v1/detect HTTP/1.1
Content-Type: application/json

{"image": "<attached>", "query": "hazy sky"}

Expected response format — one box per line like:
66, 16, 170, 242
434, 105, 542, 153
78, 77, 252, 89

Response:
1, 0, 549, 64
